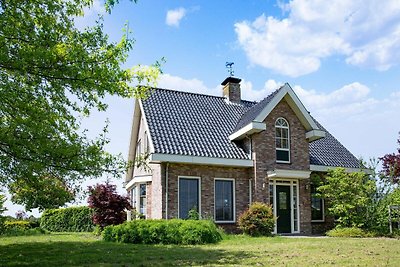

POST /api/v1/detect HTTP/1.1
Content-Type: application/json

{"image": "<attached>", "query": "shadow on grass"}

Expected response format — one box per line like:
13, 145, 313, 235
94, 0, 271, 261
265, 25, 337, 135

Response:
0, 239, 252, 267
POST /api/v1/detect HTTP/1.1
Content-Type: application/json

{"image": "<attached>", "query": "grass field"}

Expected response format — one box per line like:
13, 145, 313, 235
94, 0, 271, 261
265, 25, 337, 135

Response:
1, 233, 400, 266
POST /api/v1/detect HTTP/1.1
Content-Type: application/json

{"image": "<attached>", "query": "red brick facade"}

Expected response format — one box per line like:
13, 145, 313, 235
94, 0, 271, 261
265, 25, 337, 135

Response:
129, 98, 328, 234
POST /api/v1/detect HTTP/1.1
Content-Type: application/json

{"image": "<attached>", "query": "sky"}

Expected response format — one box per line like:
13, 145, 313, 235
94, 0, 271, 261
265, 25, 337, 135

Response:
4, 0, 400, 216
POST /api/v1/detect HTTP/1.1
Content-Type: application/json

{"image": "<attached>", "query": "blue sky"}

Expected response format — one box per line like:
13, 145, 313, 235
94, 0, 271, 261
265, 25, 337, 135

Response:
4, 0, 400, 216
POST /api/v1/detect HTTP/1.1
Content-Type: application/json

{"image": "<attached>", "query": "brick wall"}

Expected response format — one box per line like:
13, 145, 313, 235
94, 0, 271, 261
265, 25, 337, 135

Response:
165, 163, 252, 222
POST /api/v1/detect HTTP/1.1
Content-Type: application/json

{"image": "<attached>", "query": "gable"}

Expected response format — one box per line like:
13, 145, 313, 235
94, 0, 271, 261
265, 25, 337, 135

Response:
229, 83, 325, 141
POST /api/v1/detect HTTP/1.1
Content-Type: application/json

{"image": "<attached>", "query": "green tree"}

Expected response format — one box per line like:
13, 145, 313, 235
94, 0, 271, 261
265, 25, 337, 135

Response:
317, 168, 376, 228
0, 0, 160, 209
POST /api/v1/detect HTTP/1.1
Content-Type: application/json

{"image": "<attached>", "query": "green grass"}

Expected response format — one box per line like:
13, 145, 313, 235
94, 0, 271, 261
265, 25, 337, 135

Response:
1, 233, 400, 266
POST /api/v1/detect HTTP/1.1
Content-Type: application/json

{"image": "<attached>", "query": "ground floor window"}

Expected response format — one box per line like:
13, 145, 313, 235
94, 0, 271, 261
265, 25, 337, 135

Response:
130, 183, 147, 218
139, 184, 147, 218
179, 177, 200, 219
214, 179, 235, 222
311, 184, 324, 221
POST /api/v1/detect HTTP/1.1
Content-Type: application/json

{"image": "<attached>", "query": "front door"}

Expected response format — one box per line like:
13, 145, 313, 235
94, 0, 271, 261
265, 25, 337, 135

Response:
276, 185, 291, 233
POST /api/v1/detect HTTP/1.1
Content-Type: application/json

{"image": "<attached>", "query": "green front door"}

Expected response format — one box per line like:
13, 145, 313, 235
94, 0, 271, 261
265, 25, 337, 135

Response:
276, 185, 291, 233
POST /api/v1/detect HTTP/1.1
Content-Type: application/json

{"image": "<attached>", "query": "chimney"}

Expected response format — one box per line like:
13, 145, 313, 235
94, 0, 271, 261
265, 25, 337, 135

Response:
221, 76, 241, 103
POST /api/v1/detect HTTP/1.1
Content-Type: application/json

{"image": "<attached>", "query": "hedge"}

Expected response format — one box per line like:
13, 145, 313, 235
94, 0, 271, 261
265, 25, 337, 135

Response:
103, 219, 222, 245
40, 206, 94, 232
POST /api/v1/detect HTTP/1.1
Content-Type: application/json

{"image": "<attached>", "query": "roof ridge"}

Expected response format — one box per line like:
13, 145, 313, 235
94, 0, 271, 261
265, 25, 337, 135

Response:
149, 87, 256, 104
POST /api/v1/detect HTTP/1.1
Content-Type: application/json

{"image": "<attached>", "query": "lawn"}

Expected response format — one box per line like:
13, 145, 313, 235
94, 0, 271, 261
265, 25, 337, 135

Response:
1, 233, 400, 266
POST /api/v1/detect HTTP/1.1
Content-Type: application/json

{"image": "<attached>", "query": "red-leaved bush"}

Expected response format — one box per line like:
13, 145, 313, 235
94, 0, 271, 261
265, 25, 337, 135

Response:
87, 182, 131, 228
380, 134, 400, 184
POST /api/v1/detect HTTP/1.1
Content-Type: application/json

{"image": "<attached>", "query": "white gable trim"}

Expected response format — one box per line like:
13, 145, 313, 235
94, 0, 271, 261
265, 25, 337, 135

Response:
229, 121, 266, 140
138, 99, 155, 153
254, 83, 318, 130
125, 99, 142, 182
150, 153, 253, 167
267, 169, 311, 179
230, 83, 324, 141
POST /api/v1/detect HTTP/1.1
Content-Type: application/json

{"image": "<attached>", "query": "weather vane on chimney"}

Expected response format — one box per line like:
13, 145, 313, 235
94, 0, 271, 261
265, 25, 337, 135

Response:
225, 62, 234, 77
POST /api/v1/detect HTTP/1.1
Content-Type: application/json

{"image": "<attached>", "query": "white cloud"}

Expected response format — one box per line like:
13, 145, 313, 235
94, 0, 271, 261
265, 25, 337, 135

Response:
235, 0, 400, 76
166, 7, 187, 27
158, 74, 219, 95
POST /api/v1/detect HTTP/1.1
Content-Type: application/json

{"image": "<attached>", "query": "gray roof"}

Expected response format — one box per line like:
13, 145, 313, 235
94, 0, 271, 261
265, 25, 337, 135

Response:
141, 88, 361, 168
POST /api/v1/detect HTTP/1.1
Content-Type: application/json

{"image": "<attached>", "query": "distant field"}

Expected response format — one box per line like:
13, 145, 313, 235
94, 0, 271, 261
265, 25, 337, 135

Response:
1, 233, 399, 266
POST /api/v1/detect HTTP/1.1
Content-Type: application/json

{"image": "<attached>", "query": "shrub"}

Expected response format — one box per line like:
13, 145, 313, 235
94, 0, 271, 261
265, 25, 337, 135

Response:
1, 227, 48, 237
326, 227, 374, 238
238, 202, 275, 236
88, 182, 131, 229
40, 206, 94, 232
103, 219, 222, 245
4, 220, 31, 230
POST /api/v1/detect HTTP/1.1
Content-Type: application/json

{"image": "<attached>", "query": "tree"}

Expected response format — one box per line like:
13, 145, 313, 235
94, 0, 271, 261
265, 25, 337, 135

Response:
0, 0, 160, 209
380, 133, 400, 184
9, 175, 75, 211
317, 168, 376, 228
87, 182, 131, 228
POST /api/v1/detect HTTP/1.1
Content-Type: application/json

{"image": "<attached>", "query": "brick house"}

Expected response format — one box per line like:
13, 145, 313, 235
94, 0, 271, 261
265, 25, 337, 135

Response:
125, 76, 362, 234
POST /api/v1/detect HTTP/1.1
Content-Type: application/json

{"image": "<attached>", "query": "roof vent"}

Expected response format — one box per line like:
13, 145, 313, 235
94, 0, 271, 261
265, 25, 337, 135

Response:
221, 77, 241, 103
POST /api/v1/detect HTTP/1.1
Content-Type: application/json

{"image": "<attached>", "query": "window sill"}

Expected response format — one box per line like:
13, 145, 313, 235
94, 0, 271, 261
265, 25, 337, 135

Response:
311, 219, 325, 223
215, 221, 236, 224
276, 161, 291, 164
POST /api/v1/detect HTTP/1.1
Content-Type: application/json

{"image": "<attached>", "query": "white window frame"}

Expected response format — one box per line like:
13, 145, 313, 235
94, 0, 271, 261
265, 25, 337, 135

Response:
139, 183, 147, 217
270, 179, 300, 234
214, 178, 236, 223
178, 176, 201, 219
311, 184, 325, 222
275, 117, 290, 163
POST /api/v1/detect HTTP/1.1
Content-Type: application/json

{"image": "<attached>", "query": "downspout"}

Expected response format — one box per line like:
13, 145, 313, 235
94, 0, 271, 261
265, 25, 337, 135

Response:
165, 163, 169, 219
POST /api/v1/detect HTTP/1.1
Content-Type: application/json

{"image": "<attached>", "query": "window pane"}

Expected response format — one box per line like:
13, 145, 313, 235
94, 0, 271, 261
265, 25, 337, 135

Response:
282, 138, 288, 149
282, 128, 288, 139
215, 180, 234, 221
276, 150, 289, 162
311, 185, 324, 221
276, 128, 282, 138
275, 138, 282, 148
179, 178, 199, 219
140, 184, 146, 197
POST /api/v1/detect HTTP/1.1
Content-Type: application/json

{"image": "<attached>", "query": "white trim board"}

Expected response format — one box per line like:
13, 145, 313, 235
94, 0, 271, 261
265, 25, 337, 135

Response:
150, 153, 253, 167
229, 121, 266, 140
267, 169, 311, 179
310, 164, 373, 174
125, 175, 153, 190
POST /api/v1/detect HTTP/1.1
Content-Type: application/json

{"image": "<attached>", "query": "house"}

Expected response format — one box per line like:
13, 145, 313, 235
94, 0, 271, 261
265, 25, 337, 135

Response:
125, 76, 362, 234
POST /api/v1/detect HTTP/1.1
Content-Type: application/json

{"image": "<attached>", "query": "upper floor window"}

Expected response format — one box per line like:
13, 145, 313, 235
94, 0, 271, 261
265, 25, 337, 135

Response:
275, 118, 290, 163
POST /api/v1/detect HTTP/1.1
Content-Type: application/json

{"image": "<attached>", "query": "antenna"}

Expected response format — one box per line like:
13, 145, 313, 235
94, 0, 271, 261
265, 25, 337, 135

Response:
225, 62, 234, 76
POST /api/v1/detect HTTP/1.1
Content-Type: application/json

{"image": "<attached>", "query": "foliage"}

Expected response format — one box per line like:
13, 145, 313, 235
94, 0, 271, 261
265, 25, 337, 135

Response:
380, 133, 400, 183
9, 176, 75, 211
4, 220, 31, 230
238, 202, 275, 236
40, 206, 94, 232
317, 168, 376, 228
326, 227, 374, 238
0, 0, 161, 210
187, 207, 200, 220
0, 193, 6, 234
102, 219, 222, 245
87, 182, 131, 228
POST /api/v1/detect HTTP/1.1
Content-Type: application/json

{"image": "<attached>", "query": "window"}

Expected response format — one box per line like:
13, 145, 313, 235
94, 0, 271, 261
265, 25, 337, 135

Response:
139, 184, 147, 218
130, 186, 136, 208
215, 179, 235, 222
179, 177, 200, 219
311, 185, 324, 221
275, 118, 290, 163
136, 139, 142, 157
